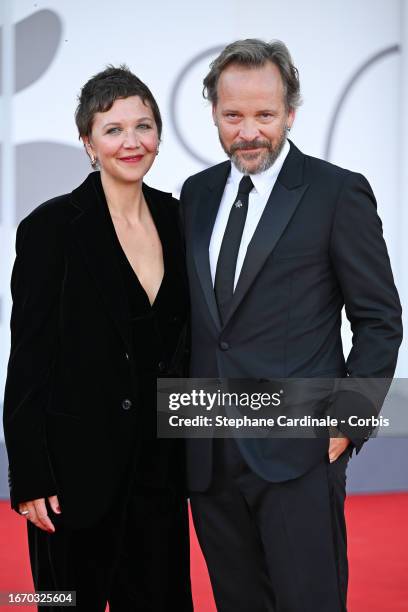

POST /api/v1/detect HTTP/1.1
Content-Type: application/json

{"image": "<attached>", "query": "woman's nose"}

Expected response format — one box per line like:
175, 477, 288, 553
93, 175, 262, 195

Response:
123, 129, 141, 148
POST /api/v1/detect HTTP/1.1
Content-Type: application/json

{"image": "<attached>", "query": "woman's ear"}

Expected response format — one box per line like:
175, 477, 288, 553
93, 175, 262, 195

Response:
82, 136, 97, 167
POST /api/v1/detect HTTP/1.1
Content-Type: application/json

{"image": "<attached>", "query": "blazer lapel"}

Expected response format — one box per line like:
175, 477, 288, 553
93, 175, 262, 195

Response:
69, 172, 131, 352
192, 161, 231, 330
225, 142, 309, 326
143, 183, 189, 300
143, 183, 183, 266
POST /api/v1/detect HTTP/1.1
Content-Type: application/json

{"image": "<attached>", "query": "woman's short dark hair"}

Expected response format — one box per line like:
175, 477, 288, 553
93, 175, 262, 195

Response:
75, 64, 162, 139
203, 38, 301, 112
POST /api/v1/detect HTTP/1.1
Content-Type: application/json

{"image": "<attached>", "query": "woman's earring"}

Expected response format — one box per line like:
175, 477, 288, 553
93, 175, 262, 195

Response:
89, 149, 98, 168
85, 142, 97, 168
156, 147, 160, 155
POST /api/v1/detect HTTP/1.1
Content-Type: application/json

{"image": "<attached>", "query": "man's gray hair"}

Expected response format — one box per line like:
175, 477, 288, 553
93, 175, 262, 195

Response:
203, 38, 301, 112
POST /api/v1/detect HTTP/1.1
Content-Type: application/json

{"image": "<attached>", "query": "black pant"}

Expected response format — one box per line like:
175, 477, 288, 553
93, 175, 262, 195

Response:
27, 482, 193, 611
190, 439, 350, 612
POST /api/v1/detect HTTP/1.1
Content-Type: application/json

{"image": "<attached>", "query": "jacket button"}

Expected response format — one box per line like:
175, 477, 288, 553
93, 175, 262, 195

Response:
158, 361, 167, 373
122, 399, 132, 410
219, 341, 229, 351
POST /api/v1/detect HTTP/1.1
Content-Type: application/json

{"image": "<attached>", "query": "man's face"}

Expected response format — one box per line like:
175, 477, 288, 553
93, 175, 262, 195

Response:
212, 61, 295, 174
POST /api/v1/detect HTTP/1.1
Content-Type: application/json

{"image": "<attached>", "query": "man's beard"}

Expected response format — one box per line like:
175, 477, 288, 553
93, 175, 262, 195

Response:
219, 128, 287, 175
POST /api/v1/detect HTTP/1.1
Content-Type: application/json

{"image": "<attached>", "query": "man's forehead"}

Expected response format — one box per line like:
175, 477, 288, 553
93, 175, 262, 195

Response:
217, 62, 284, 93
216, 64, 285, 106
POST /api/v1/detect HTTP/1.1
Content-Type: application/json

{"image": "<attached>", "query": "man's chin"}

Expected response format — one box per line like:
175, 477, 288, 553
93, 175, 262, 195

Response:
231, 152, 270, 175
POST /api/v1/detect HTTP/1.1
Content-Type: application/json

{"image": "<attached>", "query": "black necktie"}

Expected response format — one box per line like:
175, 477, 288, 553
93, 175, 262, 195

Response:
214, 175, 254, 324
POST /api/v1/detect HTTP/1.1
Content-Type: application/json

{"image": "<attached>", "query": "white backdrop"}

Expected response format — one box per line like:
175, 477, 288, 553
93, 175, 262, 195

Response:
1, 0, 407, 445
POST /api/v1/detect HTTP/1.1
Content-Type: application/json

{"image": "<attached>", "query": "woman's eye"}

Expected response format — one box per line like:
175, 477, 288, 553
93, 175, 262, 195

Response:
106, 127, 121, 134
137, 123, 152, 130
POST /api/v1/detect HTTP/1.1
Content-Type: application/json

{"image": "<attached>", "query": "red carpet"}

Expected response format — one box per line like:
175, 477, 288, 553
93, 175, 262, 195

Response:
1, 494, 407, 611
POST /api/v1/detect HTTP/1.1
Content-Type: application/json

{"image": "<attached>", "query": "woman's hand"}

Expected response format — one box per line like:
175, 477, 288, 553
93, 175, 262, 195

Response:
18, 495, 61, 533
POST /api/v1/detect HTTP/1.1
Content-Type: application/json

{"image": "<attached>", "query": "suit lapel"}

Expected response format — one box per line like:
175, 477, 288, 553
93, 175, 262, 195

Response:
192, 161, 231, 330
69, 172, 131, 352
225, 142, 309, 326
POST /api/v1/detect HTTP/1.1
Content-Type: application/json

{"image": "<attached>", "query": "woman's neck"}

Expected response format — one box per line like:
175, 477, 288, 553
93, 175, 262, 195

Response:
100, 172, 144, 222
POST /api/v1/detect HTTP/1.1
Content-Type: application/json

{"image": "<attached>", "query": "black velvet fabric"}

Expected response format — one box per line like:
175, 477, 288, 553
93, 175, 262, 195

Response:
100, 173, 189, 487
4, 172, 193, 610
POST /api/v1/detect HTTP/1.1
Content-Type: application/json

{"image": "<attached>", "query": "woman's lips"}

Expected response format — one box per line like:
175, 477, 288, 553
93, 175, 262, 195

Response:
118, 155, 144, 163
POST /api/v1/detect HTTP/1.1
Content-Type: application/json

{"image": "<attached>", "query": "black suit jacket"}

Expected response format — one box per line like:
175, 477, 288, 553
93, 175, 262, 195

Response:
180, 141, 403, 491
3, 172, 188, 527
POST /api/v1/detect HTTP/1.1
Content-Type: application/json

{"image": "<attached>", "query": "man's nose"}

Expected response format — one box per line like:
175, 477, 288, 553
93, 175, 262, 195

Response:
238, 120, 260, 140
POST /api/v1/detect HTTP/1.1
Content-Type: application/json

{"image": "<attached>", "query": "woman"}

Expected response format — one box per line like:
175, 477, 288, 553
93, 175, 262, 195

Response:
3, 65, 193, 611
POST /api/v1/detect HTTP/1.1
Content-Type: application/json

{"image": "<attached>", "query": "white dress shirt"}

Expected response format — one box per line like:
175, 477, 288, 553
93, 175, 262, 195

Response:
209, 139, 290, 290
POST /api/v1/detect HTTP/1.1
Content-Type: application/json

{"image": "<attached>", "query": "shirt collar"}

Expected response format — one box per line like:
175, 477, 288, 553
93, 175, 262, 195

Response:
229, 138, 290, 197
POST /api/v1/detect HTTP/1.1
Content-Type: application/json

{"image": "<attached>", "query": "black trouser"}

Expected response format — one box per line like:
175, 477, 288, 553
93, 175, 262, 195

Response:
190, 438, 350, 612
27, 482, 193, 612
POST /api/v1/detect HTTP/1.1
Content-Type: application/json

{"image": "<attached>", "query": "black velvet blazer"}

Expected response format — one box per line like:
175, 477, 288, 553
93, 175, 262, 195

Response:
3, 172, 189, 528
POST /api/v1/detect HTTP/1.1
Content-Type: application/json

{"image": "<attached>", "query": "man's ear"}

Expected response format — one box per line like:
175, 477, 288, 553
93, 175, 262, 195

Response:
212, 104, 218, 127
286, 108, 296, 130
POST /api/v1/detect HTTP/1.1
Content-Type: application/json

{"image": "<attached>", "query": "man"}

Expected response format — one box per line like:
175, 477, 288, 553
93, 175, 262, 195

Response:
180, 39, 402, 611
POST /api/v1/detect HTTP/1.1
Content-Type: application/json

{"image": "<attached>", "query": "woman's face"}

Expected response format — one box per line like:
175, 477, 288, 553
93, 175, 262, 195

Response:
84, 95, 159, 184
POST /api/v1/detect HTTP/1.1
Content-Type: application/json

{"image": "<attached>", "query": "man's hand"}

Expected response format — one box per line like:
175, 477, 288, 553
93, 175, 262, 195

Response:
328, 437, 351, 463
18, 495, 61, 532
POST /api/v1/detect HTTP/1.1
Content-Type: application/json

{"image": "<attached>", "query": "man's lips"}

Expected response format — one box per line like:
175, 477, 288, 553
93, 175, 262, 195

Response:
118, 155, 144, 163
233, 146, 266, 154
239, 148, 262, 152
